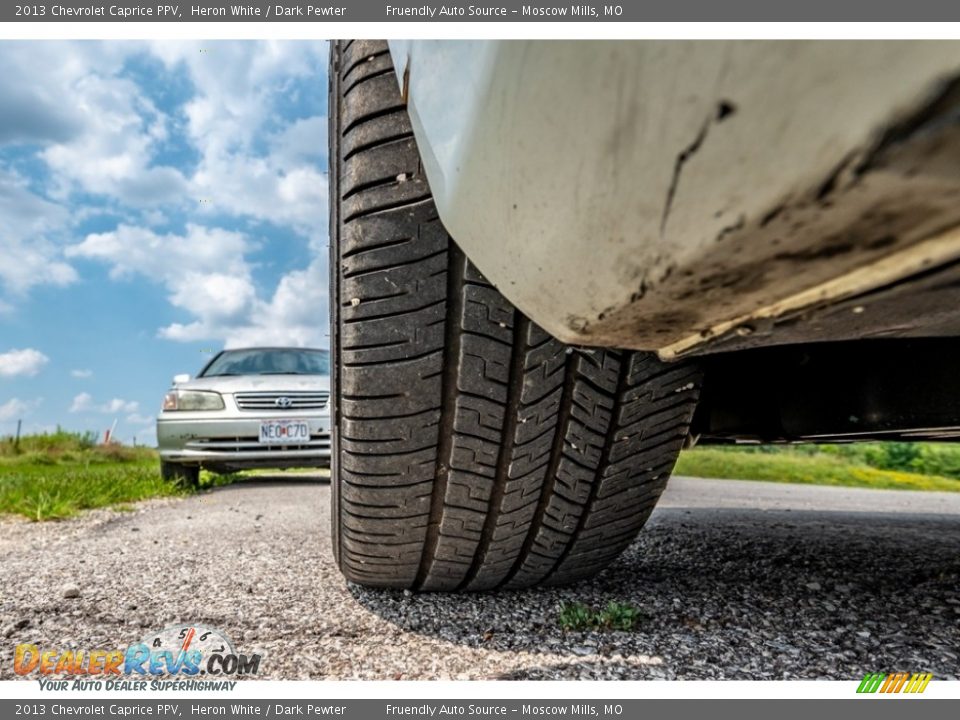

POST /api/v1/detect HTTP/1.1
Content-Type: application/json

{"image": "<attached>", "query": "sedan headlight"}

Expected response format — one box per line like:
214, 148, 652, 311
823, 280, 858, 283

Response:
162, 390, 225, 411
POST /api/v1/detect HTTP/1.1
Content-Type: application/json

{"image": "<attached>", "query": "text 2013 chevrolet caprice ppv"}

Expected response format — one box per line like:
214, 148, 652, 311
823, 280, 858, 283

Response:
329, 40, 960, 591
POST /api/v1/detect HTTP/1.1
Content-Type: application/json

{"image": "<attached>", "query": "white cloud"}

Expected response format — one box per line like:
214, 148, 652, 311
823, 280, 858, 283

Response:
192, 155, 327, 246
270, 115, 327, 167
148, 41, 329, 244
148, 41, 324, 153
126, 413, 154, 426
71, 369, 93, 379
0, 40, 195, 217
24, 44, 187, 208
168, 272, 258, 323
221, 259, 329, 348
0, 398, 30, 421
142, 209, 168, 227
104, 398, 139, 414
4, 41, 331, 345
0, 41, 178, 306
0, 44, 91, 146
0, 348, 50, 378
70, 393, 138, 414
69, 223, 328, 348
160, 259, 328, 348
68, 223, 259, 336
67, 223, 251, 280
69, 392, 93, 413
0, 169, 77, 297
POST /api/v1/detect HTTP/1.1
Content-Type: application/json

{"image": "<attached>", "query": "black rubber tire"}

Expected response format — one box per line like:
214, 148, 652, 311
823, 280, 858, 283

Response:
160, 461, 200, 489
328, 40, 702, 591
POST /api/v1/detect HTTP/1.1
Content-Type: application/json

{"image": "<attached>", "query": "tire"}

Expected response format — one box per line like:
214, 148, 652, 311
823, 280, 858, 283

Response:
160, 461, 200, 489
329, 40, 702, 591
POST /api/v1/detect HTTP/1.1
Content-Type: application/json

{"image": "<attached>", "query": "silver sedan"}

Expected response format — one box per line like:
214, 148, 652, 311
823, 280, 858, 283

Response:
156, 347, 331, 486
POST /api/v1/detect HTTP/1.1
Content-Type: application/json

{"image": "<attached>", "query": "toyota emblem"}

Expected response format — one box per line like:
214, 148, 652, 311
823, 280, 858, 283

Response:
275, 396, 294, 409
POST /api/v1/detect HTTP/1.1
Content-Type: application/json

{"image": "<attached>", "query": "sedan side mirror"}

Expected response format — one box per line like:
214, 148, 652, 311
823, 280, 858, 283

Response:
173, 373, 191, 384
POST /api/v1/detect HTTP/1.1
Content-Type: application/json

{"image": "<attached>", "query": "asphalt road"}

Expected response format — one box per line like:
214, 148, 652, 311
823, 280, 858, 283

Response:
1, 476, 958, 680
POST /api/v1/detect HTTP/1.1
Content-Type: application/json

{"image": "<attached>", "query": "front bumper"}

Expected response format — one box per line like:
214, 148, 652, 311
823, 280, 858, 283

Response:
156, 412, 331, 469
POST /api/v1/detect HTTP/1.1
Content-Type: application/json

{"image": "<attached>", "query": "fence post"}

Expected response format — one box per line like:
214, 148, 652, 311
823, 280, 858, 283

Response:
14, 419, 21, 451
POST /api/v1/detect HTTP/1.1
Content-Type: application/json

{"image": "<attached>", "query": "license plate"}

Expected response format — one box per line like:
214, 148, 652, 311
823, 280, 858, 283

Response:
259, 419, 310, 444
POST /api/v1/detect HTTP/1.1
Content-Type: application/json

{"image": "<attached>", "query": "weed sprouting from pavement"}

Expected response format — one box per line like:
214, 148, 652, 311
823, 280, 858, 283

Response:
558, 601, 647, 632
558, 602, 594, 631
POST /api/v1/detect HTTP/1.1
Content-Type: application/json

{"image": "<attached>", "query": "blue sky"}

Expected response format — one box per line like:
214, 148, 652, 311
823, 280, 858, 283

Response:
0, 41, 330, 445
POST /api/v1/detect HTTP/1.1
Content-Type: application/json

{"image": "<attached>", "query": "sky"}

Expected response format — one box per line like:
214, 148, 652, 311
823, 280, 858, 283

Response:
0, 41, 330, 446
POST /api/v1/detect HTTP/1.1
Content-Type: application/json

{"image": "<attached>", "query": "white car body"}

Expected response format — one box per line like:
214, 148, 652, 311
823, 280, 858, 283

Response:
389, 40, 960, 357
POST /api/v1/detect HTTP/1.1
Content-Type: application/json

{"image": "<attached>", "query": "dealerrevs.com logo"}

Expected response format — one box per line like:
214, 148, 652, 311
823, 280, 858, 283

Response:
14, 625, 261, 691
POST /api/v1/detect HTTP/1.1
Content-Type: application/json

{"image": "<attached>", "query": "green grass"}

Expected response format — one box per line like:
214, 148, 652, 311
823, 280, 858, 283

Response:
0, 429, 241, 521
0, 460, 188, 521
558, 601, 648, 632
6, 428, 960, 522
676, 446, 960, 492
0, 428, 95, 454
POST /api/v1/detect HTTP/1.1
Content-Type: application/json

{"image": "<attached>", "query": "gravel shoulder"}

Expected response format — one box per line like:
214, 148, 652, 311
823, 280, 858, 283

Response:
1, 475, 958, 680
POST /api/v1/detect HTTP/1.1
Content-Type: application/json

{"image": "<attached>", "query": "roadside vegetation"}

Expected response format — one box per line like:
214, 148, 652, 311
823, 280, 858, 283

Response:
0, 430, 179, 521
4, 430, 960, 522
676, 442, 960, 492
0, 430, 252, 521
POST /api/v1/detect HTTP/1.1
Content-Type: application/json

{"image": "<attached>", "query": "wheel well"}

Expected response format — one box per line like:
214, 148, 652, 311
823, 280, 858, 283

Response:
692, 337, 960, 443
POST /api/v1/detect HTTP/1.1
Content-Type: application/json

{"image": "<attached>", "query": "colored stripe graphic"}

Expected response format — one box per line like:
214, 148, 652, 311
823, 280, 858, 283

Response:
857, 672, 932, 694
904, 673, 933, 694
888, 673, 909, 693
857, 673, 886, 693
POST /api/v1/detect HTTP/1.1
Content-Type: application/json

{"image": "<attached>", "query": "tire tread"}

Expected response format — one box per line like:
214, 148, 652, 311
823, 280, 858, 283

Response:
330, 40, 701, 591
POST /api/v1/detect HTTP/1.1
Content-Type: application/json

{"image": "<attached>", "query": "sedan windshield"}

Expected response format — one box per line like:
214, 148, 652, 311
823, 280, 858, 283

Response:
200, 349, 330, 377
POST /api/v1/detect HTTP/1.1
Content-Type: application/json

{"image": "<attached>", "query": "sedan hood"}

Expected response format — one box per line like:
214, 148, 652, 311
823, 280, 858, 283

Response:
176, 374, 330, 394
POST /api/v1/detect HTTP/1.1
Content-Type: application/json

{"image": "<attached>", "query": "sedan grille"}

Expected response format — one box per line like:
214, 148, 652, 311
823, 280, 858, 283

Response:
234, 391, 329, 411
